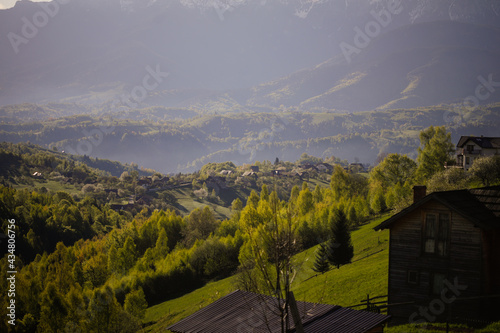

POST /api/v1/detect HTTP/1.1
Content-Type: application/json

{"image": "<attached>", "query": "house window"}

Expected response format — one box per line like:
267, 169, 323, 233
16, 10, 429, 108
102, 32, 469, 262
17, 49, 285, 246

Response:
423, 213, 450, 256
432, 273, 447, 296
466, 144, 474, 152
408, 271, 419, 285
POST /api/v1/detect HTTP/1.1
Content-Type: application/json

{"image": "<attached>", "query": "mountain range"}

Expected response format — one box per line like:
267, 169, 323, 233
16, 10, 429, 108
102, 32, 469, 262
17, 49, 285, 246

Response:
1, 0, 500, 111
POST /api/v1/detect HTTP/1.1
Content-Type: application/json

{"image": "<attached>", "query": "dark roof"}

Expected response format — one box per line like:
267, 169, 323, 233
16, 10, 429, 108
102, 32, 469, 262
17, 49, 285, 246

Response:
374, 186, 500, 231
456, 136, 500, 149
167, 290, 390, 333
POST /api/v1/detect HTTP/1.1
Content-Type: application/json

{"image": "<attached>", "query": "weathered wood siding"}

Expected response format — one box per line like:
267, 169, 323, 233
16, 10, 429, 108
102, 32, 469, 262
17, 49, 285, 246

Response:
388, 200, 483, 323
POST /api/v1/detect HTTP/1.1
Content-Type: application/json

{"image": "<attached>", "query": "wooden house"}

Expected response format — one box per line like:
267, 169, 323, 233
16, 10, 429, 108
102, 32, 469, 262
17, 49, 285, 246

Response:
316, 162, 333, 173
374, 186, 500, 325
250, 165, 260, 172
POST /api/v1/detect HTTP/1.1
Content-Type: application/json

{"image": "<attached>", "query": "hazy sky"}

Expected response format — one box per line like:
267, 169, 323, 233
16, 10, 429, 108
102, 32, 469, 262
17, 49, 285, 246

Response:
0, 0, 46, 10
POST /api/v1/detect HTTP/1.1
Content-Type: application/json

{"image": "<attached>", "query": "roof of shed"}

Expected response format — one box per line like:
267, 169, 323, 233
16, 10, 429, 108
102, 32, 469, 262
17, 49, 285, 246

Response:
166, 290, 390, 333
374, 186, 500, 231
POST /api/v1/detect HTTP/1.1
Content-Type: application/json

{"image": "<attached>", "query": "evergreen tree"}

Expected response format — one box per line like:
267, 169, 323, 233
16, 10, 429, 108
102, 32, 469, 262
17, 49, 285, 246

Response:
38, 282, 69, 332
154, 228, 169, 257
260, 184, 269, 202
247, 190, 260, 208
118, 236, 137, 273
327, 209, 354, 269
290, 185, 300, 203
297, 184, 314, 215
312, 242, 330, 274
124, 288, 148, 320
313, 184, 323, 203
231, 198, 243, 211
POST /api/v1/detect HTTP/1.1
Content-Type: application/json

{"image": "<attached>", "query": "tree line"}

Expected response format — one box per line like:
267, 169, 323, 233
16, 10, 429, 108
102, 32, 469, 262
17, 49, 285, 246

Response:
1, 126, 500, 332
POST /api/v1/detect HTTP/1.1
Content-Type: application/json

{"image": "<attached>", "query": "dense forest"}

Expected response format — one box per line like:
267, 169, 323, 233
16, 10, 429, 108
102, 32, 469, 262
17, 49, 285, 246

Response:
1, 125, 500, 332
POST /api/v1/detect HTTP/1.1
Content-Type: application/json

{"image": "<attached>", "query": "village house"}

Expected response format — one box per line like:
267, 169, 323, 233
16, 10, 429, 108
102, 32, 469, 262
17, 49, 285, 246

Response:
272, 166, 288, 177
315, 162, 333, 173
219, 169, 233, 176
250, 165, 260, 172
205, 176, 228, 195
456, 136, 500, 171
374, 185, 500, 325
242, 171, 258, 178
291, 169, 310, 181
167, 290, 390, 333
349, 162, 367, 173
299, 163, 318, 171
137, 177, 152, 189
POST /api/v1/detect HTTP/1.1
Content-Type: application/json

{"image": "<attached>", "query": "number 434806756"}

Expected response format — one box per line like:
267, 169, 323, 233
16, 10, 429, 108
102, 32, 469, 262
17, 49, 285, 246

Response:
7, 219, 16, 269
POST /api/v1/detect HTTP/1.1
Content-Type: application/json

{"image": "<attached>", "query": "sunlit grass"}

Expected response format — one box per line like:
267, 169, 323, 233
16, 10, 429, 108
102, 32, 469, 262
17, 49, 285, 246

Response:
142, 214, 391, 332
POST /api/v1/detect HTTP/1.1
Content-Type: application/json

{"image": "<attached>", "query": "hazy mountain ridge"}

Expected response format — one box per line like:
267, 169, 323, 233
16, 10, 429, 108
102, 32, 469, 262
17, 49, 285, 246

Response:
1, 0, 500, 109
247, 21, 500, 111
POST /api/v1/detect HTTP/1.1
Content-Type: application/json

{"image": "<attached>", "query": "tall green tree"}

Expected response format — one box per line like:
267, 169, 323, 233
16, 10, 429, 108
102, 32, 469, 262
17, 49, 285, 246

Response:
118, 236, 137, 273
124, 287, 148, 320
313, 184, 323, 203
246, 190, 260, 208
371, 153, 417, 187
38, 282, 69, 333
469, 155, 500, 186
297, 182, 314, 215
238, 190, 300, 333
183, 206, 218, 246
327, 209, 354, 269
312, 242, 330, 274
330, 165, 368, 200
260, 184, 269, 202
416, 126, 454, 180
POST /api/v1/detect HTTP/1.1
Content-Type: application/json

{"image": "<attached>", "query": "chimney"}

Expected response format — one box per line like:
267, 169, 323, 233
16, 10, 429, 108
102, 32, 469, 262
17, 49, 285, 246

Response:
413, 185, 427, 203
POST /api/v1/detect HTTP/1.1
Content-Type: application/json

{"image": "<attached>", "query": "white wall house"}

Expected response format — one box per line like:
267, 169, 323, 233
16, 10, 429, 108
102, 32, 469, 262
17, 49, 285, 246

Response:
456, 136, 500, 170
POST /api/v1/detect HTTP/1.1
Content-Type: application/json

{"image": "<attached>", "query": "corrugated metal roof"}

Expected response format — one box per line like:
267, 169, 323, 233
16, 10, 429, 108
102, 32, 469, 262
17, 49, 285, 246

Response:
374, 186, 500, 231
167, 290, 390, 333
301, 307, 389, 333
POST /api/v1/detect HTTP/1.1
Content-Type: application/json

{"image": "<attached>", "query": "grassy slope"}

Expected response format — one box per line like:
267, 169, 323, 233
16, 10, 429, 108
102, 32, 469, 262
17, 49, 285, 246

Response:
142, 214, 391, 332
12, 179, 83, 196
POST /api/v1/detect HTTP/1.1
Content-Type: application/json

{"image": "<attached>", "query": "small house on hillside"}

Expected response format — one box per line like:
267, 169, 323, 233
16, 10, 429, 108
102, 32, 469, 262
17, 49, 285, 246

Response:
456, 136, 500, 170
219, 169, 233, 176
299, 163, 318, 171
374, 185, 500, 325
242, 171, 258, 178
205, 176, 228, 195
167, 290, 390, 333
316, 162, 333, 173
349, 163, 366, 173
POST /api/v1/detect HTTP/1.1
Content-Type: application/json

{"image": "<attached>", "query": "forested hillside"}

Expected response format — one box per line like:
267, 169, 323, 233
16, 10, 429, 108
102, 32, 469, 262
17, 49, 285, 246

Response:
2, 104, 499, 173
2, 126, 500, 332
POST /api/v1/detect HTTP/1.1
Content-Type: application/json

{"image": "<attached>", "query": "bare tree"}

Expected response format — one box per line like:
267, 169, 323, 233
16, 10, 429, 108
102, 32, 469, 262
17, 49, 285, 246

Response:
238, 190, 301, 333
